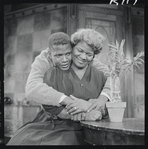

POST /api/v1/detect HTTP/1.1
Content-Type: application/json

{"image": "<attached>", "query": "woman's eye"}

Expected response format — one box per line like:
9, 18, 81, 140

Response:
88, 54, 93, 57
78, 49, 83, 52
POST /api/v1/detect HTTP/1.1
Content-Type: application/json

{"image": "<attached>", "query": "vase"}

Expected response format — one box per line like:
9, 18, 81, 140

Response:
106, 102, 126, 122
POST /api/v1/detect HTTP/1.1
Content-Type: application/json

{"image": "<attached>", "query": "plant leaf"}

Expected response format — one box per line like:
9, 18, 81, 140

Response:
137, 58, 144, 63
134, 63, 140, 69
108, 43, 117, 48
119, 39, 125, 56
116, 40, 119, 50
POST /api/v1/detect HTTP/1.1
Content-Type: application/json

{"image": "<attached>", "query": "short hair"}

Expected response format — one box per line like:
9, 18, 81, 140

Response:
48, 32, 71, 49
71, 28, 105, 54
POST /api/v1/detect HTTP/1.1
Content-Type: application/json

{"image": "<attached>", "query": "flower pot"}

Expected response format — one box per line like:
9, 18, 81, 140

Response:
106, 102, 126, 122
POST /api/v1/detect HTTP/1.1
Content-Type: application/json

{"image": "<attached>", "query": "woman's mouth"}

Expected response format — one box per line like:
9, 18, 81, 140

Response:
77, 58, 86, 64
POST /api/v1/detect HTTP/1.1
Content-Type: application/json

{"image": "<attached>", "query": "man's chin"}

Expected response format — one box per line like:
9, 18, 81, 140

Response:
60, 66, 70, 71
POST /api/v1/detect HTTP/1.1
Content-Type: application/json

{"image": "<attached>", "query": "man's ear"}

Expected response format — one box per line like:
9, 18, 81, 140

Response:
48, 52, 52, 59
47, 50, 52, 62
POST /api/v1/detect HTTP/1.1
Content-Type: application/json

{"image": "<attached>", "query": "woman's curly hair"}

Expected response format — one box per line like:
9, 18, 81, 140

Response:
71, 28, 105, 54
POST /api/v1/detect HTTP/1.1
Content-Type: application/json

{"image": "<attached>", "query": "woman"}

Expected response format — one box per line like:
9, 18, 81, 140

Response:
7, 29, 108, 145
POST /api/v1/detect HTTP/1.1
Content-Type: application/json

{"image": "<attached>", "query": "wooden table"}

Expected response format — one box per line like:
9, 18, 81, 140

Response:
80, 118, 145, 145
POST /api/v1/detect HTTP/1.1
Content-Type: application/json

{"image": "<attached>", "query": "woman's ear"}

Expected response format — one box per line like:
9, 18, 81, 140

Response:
90, 54, 95, 61
93, 54, 95, 59
89, 55, 94, 64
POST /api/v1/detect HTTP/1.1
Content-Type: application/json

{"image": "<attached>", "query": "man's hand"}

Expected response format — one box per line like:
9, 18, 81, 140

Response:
57, 108, 71, 119
88, 99, 96, 103
66, 95, 92, 115
87, 95, 108, 112
60, 96, 75, 106
85, 110, 102, 121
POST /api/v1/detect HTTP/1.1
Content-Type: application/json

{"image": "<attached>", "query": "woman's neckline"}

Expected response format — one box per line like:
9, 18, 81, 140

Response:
71, 64, 88, 80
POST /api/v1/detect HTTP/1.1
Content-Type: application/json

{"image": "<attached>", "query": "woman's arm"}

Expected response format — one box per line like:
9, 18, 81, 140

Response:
70, 110, 102, 122
57, 108, 103, 121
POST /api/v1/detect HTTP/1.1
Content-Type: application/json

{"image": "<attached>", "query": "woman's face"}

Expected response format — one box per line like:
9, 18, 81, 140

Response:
72, 41, 94, 69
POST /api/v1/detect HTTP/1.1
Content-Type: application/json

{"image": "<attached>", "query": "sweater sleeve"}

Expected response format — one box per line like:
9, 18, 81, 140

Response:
100, 77, 111, 101
25, 48, 65, 107
92, 58, 111, 101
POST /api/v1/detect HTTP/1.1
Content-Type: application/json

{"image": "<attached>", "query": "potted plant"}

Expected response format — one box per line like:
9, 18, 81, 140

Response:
97, 39, 144, 122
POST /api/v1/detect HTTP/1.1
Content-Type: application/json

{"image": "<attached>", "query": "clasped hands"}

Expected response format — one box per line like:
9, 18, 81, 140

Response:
65, 95, 107, 122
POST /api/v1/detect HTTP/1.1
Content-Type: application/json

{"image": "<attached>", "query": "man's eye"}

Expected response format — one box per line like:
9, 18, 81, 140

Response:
56, 55, 61, 58
66, 53, 71, 56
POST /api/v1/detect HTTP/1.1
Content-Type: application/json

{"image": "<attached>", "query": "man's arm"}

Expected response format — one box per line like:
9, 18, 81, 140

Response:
88, 77, 111, 103
87, 77, 111, 112
92, 58, 111, 101
57, 108, 71, 119
82, 59, 112, 112
25, 48, 68, 107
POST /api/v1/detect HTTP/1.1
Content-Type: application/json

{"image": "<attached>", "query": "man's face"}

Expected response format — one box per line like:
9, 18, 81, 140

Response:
50, 44, 72, 70
72, 41, 94, 69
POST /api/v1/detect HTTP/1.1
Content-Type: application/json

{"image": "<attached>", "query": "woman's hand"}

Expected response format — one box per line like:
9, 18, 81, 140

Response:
85, 110, 102, 121
66, 95, 92, 115
71, 112, 86, 122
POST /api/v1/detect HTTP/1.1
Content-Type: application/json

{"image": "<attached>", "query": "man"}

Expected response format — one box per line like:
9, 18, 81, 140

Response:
25, 32, 111, 115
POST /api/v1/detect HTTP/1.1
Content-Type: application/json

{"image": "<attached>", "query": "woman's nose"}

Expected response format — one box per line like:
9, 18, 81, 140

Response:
80, 53, 86, 60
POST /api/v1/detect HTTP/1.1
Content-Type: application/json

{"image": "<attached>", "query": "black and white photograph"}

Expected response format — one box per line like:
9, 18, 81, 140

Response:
2, 1, 145, 146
